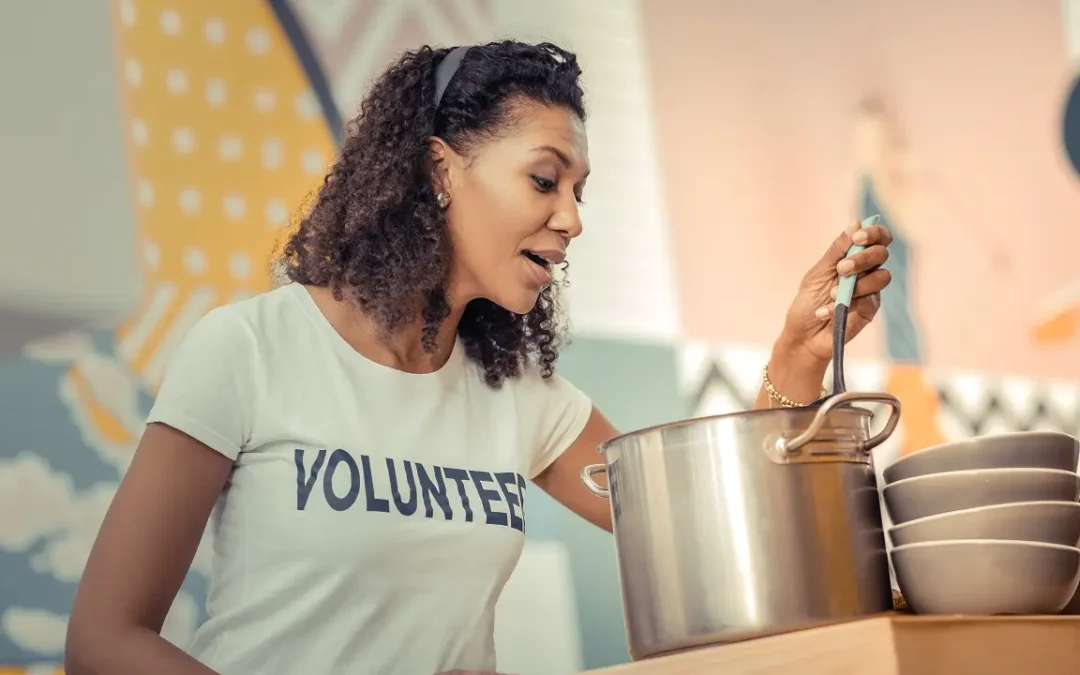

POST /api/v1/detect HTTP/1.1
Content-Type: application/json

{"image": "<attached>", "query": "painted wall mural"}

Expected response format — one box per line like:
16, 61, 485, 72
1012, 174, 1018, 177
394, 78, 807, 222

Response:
1, 0, 338, 669
641, 0, 1080, 381
1037, 0, 1080, 348
4, 0, 1080, 673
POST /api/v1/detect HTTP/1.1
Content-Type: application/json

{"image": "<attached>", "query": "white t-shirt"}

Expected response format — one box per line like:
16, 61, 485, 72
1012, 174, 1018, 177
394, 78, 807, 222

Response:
145, 282, 593, 675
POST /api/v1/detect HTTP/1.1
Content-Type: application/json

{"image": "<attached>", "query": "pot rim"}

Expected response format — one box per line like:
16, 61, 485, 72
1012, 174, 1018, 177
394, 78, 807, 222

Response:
596, 401, 877, 455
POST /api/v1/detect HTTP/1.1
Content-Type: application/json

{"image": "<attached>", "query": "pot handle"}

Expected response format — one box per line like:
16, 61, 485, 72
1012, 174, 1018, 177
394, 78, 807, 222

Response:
581, 464, 610, 498
777, 391, 902, 455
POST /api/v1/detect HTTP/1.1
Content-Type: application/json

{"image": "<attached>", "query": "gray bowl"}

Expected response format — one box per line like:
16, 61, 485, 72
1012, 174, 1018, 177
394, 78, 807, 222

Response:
882, 467, 1080, 525
882, 431, 1079, 485
891, 540, 1080, 615
888, 500, 1080, 548
1063, 588, 1080, 614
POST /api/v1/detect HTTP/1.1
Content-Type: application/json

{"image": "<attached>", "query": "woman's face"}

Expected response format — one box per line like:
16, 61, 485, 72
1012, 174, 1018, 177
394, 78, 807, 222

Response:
436, 100, 590, 314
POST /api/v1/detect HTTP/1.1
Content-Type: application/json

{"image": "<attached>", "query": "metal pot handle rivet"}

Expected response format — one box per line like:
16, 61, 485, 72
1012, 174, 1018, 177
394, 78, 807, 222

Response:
776, 391, 902, 456
581, 463, 610, 498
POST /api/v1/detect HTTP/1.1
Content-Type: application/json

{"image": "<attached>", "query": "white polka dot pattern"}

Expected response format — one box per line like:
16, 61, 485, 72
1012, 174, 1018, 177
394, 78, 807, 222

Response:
111, 0, 336, 389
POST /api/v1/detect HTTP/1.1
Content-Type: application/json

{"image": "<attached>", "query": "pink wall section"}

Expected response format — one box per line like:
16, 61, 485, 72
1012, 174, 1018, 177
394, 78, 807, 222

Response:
642, 0, 1080, 379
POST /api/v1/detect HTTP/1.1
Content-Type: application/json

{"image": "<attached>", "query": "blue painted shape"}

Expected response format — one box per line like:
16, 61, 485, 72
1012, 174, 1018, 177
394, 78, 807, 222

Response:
860, 176, 926, 364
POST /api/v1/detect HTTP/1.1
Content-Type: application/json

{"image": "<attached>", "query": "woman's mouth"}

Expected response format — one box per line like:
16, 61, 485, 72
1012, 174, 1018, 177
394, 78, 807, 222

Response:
521, 250, 555, 285
522, 250, 551, 268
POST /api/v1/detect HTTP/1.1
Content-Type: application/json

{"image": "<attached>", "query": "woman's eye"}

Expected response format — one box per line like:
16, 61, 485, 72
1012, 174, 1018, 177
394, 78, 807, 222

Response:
531, 175, 556, 192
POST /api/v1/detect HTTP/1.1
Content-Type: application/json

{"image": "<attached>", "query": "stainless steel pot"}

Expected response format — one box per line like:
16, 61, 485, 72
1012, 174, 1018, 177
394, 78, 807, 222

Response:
581, 391, 901, 660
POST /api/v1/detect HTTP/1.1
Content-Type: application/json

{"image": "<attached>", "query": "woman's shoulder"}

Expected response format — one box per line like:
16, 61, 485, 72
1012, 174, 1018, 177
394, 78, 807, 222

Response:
169, 284, 309, 369
218, 283, 305, 328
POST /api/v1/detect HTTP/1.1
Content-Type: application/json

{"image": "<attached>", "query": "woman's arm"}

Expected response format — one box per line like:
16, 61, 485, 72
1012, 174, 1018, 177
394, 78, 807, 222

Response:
532, 406, 620, 532
65, 423, 232, 675
757, 221, 894, 408
754, 336, 830, 409
66, 306, 260, 673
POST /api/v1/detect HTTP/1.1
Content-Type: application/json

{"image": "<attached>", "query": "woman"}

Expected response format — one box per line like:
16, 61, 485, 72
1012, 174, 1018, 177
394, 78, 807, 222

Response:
65, 40, 892, 675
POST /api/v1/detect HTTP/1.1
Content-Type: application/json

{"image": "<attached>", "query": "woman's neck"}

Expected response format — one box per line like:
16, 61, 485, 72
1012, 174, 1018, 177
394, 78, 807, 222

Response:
305, 285, 466, 373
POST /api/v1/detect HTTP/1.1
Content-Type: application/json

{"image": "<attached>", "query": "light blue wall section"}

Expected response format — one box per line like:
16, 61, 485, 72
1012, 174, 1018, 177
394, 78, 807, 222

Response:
525, 337, 691, 670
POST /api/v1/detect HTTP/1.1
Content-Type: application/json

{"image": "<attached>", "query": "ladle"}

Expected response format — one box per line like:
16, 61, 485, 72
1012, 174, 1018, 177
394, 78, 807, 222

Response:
808, 214, 881, 406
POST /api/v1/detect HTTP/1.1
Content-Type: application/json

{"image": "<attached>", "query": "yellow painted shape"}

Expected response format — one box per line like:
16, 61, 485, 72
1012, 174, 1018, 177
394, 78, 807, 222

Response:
109, 0, 335, 375
1033, 306, 1080, 344
69, 366, 136, 444
886, 363, 947, 457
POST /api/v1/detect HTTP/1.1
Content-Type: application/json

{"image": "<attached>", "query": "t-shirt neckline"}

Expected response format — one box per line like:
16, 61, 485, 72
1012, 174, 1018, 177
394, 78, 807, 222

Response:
284, 282, 465, 386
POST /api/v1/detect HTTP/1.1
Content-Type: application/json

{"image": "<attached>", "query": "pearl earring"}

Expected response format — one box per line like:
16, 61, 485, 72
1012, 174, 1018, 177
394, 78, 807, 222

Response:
436, 192, 451, 209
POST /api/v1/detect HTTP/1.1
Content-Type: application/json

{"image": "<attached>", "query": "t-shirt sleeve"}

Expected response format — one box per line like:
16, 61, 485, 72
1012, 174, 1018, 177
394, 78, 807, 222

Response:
144, 306, 261, 460
520, 370, 594, 479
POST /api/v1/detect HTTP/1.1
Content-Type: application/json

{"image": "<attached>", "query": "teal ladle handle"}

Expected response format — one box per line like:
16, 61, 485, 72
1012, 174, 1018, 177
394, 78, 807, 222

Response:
828, 213, 881, 396
835, 214, 881, 309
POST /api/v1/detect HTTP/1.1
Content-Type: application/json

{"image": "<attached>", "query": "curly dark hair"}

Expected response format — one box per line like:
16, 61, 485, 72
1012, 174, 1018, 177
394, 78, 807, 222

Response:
279, 41, 587, 388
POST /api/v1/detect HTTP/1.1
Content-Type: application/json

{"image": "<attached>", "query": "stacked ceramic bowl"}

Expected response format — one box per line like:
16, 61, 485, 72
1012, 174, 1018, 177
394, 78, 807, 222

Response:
881, 431, 1080, 615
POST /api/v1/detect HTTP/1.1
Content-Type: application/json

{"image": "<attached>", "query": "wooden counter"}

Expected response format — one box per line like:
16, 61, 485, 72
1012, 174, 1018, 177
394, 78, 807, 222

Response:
581, 614, 1080, 675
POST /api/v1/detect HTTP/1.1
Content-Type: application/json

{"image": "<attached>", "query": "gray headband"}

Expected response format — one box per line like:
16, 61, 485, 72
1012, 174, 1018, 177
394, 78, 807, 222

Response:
434, 46, 470, 110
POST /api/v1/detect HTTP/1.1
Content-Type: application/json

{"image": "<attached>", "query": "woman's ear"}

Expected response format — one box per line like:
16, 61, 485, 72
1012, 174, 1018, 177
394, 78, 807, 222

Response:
427, 136, 451, 194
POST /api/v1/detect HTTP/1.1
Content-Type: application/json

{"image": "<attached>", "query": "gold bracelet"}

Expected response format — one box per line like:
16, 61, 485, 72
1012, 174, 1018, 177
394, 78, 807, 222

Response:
762, 363, 827, 408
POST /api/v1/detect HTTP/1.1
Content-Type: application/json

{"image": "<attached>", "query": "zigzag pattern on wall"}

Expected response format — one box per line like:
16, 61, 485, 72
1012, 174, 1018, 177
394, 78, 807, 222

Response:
292, 0, 496, 112
681, 343, 1080, 442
